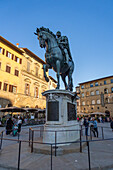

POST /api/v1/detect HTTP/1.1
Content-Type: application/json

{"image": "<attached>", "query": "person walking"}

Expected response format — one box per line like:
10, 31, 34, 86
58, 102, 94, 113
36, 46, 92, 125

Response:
91, 118, 98, 137
6, 117, 14, 135
84, 117, 89, 136
110, 117, 113, 131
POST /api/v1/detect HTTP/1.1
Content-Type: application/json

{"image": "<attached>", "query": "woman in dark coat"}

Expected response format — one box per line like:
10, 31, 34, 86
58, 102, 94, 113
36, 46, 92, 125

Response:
110, 117, 113, 131
6, 117, 14, 135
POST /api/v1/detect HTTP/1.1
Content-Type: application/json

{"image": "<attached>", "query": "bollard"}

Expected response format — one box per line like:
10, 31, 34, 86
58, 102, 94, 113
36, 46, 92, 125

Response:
87, 141, 91, 170
51, 144, 53, 170
80, 129, 82, 152
29, 128, 31, 146
55, 131, 57, 156
0, 131, 3, 150
101, 127, 104, 139
31, 130, 34, 153
18, 141, 21, 170
90, 126, 92, 140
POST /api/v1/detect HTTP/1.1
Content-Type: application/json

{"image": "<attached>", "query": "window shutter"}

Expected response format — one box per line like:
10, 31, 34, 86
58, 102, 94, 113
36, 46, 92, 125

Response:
2, 49, 5, 55
6, 51, 8, 57
20, 59, 22, 64
12, 54, 14, 60
15, 56, 17, 61
0, 82, 1, 89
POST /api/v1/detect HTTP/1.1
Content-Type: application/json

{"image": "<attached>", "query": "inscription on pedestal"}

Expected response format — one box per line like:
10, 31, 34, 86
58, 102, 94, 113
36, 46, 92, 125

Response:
67, 102, 76, 121
47, 101, 59, 121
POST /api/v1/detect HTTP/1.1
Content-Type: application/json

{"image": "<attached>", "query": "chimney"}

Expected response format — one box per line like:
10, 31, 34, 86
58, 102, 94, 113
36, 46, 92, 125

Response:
16, 43, 19, 47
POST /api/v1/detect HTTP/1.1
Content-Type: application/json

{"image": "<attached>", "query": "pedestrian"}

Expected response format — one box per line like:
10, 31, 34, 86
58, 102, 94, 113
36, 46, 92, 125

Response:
84, 117, 89, 136
90, 118, 98, 137
18, 116, 22, 133
110, 117, 113, 131
6, 117, 14, 135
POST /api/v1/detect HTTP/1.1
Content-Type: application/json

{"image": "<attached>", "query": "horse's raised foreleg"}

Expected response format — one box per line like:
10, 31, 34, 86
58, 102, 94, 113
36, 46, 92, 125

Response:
43, 64, 49, 82
56, 60, 60, 89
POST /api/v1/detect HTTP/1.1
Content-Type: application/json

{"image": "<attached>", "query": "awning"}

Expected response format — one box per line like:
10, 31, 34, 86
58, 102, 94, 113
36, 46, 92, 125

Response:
0, 106, 27, 112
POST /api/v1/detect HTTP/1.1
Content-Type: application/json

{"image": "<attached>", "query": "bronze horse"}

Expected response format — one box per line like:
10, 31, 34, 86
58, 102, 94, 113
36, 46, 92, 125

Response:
34, 27, 74, 91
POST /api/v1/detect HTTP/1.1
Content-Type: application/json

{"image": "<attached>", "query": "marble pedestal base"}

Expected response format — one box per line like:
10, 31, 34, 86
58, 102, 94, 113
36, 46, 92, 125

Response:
42, 90, 79, 145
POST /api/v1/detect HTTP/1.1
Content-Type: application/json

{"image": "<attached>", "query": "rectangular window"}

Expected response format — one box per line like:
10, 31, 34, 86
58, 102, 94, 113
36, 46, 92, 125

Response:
0, 47, 2, 53
6, 65, 11, 73
90, 83, 93, 87
111, 79, 113, 83
104, 80, 106, 85
27, 62, 30, 72
36, 67, 38, 76
34, 87, 39, 98
3, 83, 8, 91
9, 85, 17, 93
81, 85, 84, 89
15, 69, 19, 76
8, 52, 11, 59
95, 82, 98, 86
15, 56, 19, 63
0, 82, 2, 90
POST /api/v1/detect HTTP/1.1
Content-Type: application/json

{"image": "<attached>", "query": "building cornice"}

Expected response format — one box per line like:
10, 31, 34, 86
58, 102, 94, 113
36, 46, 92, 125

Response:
0, 36, 23, 54
21, 48, 45, 64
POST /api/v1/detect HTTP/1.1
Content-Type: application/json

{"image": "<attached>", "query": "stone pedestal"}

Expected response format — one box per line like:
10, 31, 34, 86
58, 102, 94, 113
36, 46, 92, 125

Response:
42, 90, 79, 145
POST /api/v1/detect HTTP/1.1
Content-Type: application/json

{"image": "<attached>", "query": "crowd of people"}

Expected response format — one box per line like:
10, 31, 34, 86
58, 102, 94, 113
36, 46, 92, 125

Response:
6, 116, 22, 135
77, 116, 113, 137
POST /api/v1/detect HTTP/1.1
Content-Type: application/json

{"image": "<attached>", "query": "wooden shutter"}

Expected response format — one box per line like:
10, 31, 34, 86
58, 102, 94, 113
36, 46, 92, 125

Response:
12, 54, 14, 60
6, 51, 8, 57
15, 56, 17, 61
2, 49, 5, 55
0, 82, 1, 89
20, 59, 22, 64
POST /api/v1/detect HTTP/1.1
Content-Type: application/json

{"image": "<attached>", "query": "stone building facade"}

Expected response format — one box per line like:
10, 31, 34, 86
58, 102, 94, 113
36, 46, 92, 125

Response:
0, 36, 56, 110
76, 75, 113, 117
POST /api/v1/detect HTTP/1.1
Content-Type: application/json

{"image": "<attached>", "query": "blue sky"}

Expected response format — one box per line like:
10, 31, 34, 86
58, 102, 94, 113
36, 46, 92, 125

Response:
0, 0, 113, 90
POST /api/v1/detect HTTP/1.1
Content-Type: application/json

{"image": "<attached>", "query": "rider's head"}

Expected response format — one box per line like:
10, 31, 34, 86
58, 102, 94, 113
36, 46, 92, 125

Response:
56, 31, 61, 38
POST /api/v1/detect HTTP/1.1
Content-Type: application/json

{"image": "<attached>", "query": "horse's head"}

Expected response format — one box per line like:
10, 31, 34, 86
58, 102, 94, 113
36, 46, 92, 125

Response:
34, 27, 57, 50
34, 28, 47, 48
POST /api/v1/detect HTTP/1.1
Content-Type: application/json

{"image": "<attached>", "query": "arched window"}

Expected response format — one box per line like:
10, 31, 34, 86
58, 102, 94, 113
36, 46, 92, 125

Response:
97, 99, 100, 104
96, 90, 99, 95
90, 91, 94, 95
81, 93, 84, 97
82, 101, 85, 106
104, 88, 108, 94
105, 97, 109, 103
111, 87, 113, 93
91, 100, 95, 104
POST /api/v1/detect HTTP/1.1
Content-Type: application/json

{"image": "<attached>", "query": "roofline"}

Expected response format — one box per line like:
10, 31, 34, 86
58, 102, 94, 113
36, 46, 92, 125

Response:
0, 36, 23, 54
22, 48, 45, 64
49, 76, 57, 83
79, 75, 113, 85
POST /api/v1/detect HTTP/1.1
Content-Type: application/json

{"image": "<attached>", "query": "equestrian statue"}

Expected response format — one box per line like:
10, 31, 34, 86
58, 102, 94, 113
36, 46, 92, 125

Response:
34, 27, 74, 91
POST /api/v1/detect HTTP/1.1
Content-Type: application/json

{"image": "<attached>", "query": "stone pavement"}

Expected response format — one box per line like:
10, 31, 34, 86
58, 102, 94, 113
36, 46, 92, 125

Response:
0, 123, 113, 170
